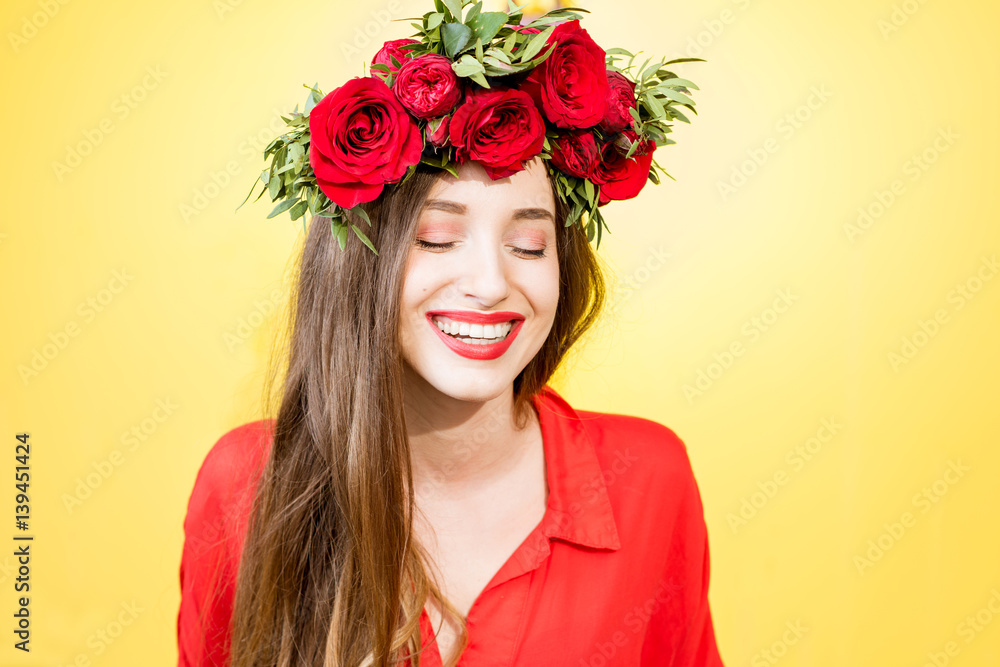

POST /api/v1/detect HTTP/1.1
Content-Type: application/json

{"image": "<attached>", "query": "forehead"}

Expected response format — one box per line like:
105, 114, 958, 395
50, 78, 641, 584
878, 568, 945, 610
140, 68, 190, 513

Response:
423, 159, 556, 213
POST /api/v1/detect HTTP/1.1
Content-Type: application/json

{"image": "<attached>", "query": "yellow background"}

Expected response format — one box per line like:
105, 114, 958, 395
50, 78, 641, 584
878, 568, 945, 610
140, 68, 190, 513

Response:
1, 0, 998, 664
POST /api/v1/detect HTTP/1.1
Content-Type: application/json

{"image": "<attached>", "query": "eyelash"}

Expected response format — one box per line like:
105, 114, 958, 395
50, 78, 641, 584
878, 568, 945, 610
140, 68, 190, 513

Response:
414, 239, 547, 258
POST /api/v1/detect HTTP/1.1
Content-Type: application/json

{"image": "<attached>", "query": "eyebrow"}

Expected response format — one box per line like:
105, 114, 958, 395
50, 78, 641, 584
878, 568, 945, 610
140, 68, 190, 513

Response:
422, 199, 555, 222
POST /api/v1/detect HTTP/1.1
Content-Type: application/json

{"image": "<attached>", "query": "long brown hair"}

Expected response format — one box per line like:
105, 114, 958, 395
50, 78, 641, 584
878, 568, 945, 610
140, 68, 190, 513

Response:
229, 162, 607, 666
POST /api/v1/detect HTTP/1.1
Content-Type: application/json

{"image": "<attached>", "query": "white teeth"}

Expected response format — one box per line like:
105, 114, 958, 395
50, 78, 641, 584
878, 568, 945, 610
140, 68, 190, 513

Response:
433, 316, 514, 342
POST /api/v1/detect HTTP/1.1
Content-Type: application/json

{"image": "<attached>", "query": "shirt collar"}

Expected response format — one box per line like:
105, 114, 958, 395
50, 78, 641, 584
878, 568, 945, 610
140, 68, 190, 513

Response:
531, 385, 622, 552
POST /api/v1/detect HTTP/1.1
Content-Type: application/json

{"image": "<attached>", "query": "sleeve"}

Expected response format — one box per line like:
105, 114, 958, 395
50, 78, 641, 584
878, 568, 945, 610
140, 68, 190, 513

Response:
177, 423, 269, 667
640, 438, 725, 666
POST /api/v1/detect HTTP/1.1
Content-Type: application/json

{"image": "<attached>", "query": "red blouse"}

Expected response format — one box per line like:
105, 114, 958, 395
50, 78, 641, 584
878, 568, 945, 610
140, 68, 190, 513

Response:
177, 385, 724, 666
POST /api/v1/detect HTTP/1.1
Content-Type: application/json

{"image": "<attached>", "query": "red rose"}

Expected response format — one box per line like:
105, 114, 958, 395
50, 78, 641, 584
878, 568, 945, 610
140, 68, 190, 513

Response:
393, 54, 463, 119
599, 71, 638, 134
549, 130, 599, 179
370, 38, 418, 76
520, 20, 608, 129
308, 77, 424, 209
425, 115, 450, 147
592, 129, 656, 205
449, 87, 546, 180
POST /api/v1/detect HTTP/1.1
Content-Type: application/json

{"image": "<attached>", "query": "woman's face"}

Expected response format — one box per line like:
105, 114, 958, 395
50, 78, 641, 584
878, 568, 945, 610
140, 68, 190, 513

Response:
398, 156, 559, 403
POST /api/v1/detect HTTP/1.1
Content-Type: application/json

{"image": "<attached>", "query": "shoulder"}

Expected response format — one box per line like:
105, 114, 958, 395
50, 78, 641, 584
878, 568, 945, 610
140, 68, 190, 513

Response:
182, 419, 274, 548
537, 384, 704, 510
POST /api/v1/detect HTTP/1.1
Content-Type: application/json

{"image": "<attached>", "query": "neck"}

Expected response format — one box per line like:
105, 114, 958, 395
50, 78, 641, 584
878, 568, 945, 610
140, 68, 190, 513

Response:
402, 368, 538, 501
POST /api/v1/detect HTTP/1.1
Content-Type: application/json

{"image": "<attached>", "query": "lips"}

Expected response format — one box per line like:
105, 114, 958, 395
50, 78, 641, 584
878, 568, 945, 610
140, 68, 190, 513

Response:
425, 311, 525, 360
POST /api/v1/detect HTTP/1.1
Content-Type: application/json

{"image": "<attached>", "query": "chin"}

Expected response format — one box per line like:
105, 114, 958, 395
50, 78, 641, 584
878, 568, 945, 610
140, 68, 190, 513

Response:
403, 356, 519, 404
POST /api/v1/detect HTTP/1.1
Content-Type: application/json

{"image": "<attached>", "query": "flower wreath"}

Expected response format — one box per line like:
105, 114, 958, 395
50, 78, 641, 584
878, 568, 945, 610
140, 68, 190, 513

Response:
239, 0, 702, 255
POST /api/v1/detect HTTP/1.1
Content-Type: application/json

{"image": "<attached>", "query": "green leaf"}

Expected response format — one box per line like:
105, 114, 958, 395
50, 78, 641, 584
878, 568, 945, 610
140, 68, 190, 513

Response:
485, 47, 511, 64
660, 77, 699, 90
426, 12, 444, 30
452, 53, 486, 77
475, 36, 484, 61
583, 177, 594, 204
502, 29, 517, 52
351, 204, 373, 227
465, 1, 482, 25
659, 87, 696, 107
289, 200, 309, 220
664, 57, 706, 65
605, 47, 634, 57
351, 224, 379, 255
473, 11, 508, 44
641, 60, 664, 82
644, 92, 666, 119
268, 173, 281, 200
442, 22, 474, 57
331, 220, 346, 251
668, 107, 691, 124
518, 25, 554, 62
469, 71, 489, 88
442, 0, 463, 22
267, 198, 298, 219
483, 55, 514, 72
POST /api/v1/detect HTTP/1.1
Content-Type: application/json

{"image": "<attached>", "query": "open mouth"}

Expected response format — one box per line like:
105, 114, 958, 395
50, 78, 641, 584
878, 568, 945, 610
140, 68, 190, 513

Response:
431, 315, 515, 345
426, 313, 524, 360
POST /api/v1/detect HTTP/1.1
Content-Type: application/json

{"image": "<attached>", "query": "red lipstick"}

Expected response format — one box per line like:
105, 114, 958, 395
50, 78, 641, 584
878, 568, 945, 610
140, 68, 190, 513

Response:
425, 311, 524, 360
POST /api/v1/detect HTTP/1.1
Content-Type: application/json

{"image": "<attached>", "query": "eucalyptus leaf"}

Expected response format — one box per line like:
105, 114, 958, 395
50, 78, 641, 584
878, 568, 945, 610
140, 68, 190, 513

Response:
660, 77, 699, 90
483, 55, 514, 72
605, 47, 634, 57
664, 57, 706, 65
668, 106, 690, 123
485, 47, 511, 64
351, 204, 373, 228
268, 173, 281, 200
289, 200, 309, 220
332, 221, 347, 251
351, 224, 379, 255
518, 25, 553, 62
452, 54, 486, 77
659, 87, 696, 107
469, 72, 490, 88
644, 92, 666, 119
502, 29, 517, 52
267, 198, 298, 219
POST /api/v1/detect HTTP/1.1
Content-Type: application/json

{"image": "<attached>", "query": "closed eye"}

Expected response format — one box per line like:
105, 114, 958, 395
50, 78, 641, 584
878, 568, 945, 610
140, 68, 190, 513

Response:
414, 239, 547, 259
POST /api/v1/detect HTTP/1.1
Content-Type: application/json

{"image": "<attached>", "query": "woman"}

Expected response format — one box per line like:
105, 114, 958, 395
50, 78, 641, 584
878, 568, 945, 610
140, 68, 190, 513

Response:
178, 3, 722, 666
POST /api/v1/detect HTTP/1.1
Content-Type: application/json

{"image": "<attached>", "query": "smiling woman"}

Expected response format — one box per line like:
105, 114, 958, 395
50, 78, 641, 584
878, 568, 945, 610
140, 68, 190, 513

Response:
177, 2, 719, 666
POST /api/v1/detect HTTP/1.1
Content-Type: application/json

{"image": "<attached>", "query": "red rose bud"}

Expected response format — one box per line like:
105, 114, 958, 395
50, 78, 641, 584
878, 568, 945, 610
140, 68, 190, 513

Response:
592, 130, 656, 206
394, 54, 464, 119
550, 130, 600, 180
449, 87, 546, 180
599, 71, 638, 134
308, 77, 423, 209
521, 20, 609, 130
425, 115, 450, 147
370, 38, 418, 76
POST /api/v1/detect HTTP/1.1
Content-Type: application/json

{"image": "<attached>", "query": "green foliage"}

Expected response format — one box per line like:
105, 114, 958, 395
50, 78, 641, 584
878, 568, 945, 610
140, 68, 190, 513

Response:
241, 1, 703, 255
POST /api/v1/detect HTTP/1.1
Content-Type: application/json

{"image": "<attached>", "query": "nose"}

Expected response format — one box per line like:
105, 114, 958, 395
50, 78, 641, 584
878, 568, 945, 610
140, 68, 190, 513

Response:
457, 239, 511, 307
